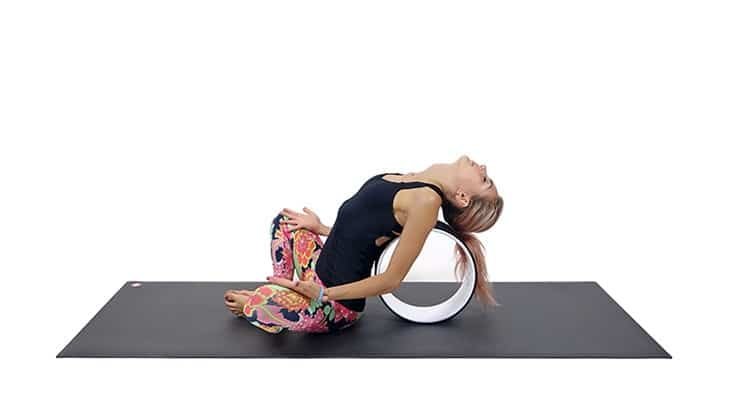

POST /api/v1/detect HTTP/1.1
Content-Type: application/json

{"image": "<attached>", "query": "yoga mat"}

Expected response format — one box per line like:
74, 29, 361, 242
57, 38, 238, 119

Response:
57, 281, 671, 358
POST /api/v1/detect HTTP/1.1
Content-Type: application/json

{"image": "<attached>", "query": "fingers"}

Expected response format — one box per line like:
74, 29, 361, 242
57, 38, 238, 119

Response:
281, 207, 322, 233
280, 209, 301, 229
266, 275, 295, 290
281, 208, 301, 218
267, 276, 324, 300
267, 275, 312, 296
303, 207, 319, 218
282, 207, 311, 222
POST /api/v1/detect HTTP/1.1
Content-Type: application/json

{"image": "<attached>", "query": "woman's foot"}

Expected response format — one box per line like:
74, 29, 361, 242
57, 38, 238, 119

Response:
231, 289, 255, 296
224, 289, 255, 317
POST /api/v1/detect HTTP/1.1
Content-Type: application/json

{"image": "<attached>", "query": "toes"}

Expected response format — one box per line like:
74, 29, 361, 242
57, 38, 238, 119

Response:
225, 300, 244, 317
224, 297, 239, 309
224, 292, 249, 318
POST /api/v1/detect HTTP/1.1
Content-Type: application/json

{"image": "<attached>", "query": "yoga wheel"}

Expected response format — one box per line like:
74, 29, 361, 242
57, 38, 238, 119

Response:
372, 220, 477, 324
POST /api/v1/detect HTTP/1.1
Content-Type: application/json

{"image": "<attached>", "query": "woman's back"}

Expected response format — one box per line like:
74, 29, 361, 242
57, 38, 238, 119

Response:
315, 172, 444, 312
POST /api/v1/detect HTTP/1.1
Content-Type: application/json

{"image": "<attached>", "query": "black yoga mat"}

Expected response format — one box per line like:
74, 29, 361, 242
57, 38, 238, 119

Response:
57, 281, 670, 358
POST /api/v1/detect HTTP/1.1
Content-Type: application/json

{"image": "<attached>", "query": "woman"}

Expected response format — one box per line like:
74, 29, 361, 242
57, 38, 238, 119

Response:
224, 154, 503, 334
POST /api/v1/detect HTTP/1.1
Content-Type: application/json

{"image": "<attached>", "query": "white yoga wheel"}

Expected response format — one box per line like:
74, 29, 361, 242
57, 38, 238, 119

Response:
373, 220, 477, 324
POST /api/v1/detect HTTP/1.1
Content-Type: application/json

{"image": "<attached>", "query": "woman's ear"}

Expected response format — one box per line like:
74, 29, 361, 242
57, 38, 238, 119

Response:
454, 188, 470, 209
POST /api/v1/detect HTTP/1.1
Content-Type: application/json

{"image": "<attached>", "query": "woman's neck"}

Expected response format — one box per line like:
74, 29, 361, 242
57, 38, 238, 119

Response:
404, 163, 453, 195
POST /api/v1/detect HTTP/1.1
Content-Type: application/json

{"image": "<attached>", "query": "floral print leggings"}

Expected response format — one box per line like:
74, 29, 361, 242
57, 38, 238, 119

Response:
240, 213, 362, 334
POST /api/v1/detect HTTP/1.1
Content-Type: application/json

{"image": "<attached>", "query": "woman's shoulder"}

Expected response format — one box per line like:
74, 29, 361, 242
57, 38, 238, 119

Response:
395, 186, 442, 222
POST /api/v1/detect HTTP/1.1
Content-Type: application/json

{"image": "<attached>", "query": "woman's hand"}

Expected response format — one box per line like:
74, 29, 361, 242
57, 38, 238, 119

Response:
266, 275, 329, 303
280, 207, 322, 233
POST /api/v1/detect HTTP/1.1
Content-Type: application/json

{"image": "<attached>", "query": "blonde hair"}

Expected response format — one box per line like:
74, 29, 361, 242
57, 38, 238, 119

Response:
441, 193, 504, 309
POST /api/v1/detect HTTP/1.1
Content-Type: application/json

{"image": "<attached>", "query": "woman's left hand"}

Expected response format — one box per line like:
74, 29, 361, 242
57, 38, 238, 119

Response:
280, 207, 322, 233
266, 276, 329, 303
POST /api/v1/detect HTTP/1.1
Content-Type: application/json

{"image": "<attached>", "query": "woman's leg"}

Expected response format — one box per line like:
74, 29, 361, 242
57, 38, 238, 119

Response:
270, 213, 321, 281
224, 212, 300, 314
239, 213, 361, 334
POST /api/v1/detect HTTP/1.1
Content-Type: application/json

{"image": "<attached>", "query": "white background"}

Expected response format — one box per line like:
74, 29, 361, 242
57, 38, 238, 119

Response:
1, 0, 728, 399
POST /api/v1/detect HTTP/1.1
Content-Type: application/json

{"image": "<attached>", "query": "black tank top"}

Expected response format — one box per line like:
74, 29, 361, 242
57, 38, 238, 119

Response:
316, 172, 446, 312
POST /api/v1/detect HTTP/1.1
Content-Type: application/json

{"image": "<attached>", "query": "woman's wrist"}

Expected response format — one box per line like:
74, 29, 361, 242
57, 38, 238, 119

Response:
317, 223, 330, 236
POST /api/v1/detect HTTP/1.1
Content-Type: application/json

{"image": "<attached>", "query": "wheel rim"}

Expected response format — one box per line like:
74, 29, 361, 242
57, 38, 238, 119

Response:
374, 226, 477, 324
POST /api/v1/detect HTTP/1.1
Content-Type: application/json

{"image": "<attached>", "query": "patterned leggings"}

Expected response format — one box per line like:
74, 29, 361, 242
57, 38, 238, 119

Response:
240, 213, 362, 334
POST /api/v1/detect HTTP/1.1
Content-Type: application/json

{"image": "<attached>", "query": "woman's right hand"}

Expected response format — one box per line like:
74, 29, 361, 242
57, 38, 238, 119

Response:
280, 207, 323, 233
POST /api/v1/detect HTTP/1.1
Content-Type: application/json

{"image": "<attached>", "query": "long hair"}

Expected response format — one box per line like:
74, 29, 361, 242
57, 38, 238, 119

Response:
441, 193, 504, 309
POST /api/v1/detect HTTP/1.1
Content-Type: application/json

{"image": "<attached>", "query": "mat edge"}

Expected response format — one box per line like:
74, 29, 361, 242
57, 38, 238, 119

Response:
592, 281, 672, 359
56, 281, 133, 358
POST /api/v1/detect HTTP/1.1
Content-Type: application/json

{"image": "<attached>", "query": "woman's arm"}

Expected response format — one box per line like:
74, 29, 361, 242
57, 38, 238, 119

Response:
325, 193, 441, 302
324, 273, 395, 301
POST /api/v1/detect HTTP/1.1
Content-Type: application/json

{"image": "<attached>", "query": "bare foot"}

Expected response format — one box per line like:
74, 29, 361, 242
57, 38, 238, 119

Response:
224, 290, 253, 318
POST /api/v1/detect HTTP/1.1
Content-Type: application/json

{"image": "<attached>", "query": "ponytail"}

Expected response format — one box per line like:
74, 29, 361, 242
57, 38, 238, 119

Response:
442, 195, 504, 309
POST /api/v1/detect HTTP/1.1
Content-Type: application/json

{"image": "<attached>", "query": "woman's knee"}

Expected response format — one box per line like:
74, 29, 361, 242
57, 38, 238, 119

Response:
271, 213, 288, 236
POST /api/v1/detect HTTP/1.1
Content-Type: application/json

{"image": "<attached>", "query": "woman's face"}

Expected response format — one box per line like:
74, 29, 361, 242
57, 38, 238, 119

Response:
453, 154, 498, 206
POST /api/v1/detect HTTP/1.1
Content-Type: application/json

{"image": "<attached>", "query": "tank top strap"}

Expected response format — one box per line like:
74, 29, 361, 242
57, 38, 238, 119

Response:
381, 172, 446, 203
406, 182, 446, 202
